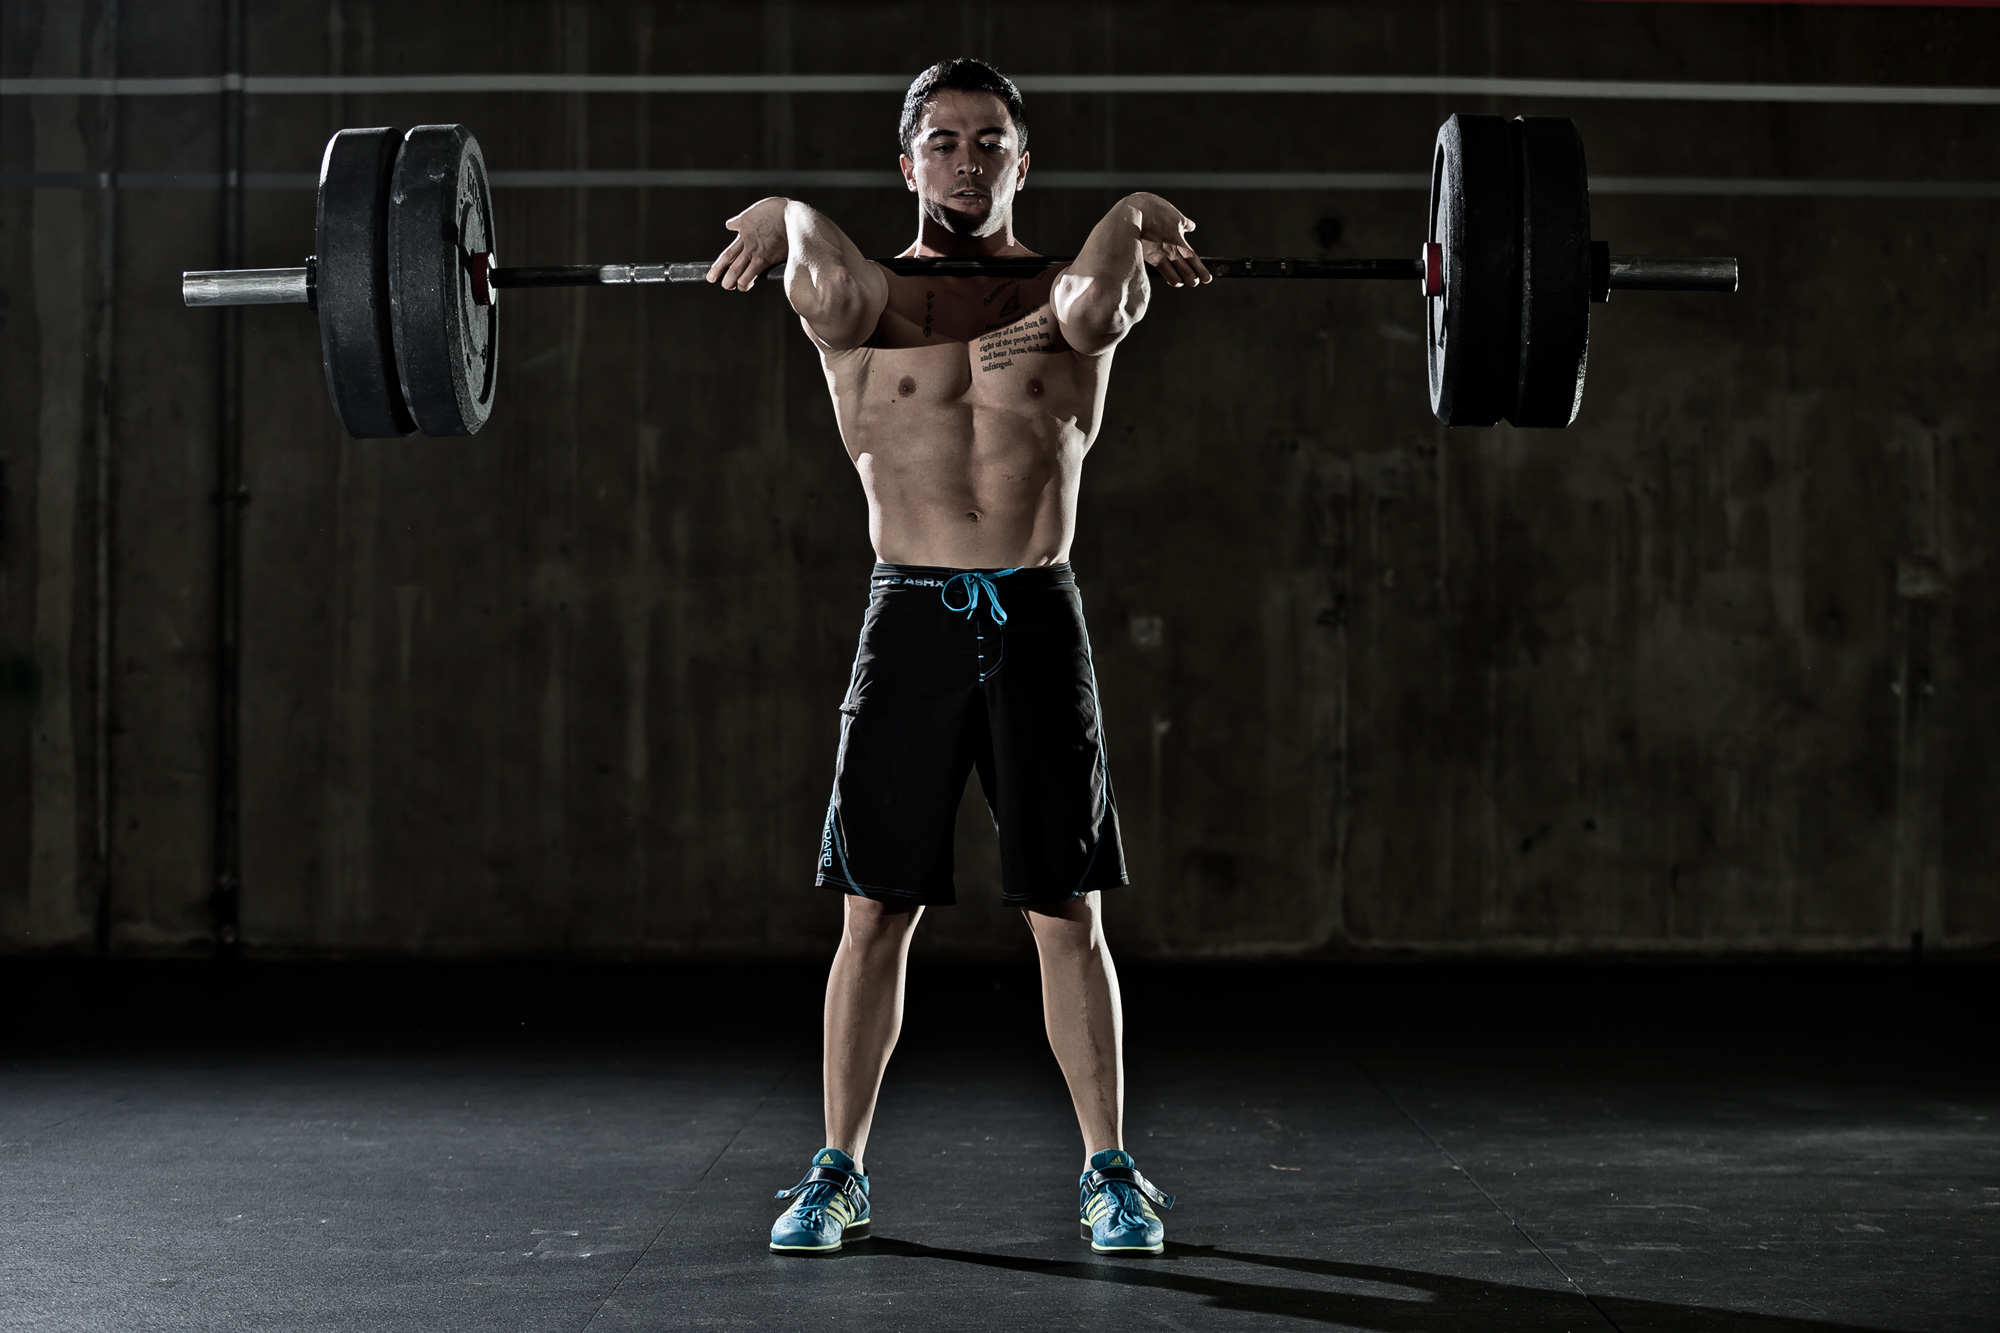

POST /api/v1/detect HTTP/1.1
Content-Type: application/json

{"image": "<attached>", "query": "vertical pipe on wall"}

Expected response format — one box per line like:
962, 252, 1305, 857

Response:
90, 0, 121, 955
528, 1, 593, 946
626, 5, 655, 941
28, 3, 87, 950
210, 0, 246, 956
1891, 427, 1945, 954
762, 1, 796, 933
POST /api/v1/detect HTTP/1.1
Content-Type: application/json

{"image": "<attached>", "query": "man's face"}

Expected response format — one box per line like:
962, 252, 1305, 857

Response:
899, 89, 1029, 239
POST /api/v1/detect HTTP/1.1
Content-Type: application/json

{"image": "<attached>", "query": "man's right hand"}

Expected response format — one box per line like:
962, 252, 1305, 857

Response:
707, 197, 790, 291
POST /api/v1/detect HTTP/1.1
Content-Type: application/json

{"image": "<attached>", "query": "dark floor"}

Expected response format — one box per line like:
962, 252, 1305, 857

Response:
4, 959, 1996, 1331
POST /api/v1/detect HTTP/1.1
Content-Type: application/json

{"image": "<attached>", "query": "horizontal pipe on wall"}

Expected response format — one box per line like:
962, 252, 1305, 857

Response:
3, 170, 1998, 198
2, 72, 1999, 104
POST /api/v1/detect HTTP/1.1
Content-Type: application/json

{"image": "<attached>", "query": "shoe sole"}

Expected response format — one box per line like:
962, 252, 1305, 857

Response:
1078, 1220, 1164, 1254
770, 1221, 871, 1254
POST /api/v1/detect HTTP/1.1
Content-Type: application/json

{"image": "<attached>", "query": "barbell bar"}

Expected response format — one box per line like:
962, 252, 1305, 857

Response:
182, 252, 1739, 301
181, 115, 1739, 437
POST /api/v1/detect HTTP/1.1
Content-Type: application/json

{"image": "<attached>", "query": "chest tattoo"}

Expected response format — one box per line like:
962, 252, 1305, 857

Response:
922, 289, 934, 339
982, 281, 1024, 328
977, 312, 1055, 374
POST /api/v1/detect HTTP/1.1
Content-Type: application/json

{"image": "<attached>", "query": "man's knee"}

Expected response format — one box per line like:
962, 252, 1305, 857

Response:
842, 893, 924, 950
1021, 891, 1103, 951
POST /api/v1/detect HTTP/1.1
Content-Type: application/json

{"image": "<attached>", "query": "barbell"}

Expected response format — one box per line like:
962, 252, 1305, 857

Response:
181, 115, 1738, 438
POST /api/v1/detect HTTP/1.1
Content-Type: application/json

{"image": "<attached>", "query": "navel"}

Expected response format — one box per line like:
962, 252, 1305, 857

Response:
966, 510, 982, 523
897, 376, 917, 398
1027, 378, 1044, 399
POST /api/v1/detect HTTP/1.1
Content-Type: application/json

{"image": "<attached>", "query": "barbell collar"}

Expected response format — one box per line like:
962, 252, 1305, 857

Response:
182, 265, 315, 307
1605, 255, 1739, 294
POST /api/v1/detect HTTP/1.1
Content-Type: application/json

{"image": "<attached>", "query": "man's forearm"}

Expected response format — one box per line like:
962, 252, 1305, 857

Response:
783, 201, 887, 348
1054, 195, 1152, 354
1070, 195, 1150, 286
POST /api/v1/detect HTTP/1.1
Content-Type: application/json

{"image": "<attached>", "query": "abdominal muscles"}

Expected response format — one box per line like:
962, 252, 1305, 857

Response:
847, 398, 1086, 569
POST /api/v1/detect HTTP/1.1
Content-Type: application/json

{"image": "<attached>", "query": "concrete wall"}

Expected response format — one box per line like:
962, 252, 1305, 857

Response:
5, 1, 1997, 959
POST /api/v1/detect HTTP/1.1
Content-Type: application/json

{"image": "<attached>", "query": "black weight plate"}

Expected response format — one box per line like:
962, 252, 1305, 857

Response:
388, 124, 498, 436
315, 127, 415, 439
1510, 116, 1592, 428
1425, 114, 1519, 427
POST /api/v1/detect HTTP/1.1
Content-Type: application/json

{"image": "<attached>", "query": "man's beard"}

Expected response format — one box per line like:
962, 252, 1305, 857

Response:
926, 186, 1012, 238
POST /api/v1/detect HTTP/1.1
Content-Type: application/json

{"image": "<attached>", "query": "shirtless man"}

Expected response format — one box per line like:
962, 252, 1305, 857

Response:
707, 58, 1210, 1257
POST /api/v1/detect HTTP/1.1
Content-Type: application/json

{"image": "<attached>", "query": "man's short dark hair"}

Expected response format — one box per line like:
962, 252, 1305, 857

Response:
899, 58, 1028, 158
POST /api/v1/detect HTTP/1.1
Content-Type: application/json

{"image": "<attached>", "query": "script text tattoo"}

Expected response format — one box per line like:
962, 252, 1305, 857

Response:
978, 314, 1053, 373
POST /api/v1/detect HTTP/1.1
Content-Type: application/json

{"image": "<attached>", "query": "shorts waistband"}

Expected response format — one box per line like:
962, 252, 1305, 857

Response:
870, 561, 1075, 590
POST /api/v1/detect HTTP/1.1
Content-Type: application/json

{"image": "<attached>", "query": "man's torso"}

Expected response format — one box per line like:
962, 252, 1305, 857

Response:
816, 263, 1113, 569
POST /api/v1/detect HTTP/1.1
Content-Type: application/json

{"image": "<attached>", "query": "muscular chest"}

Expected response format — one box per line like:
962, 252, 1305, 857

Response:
874, 270, 1055, 346
856, 270, 1070, 408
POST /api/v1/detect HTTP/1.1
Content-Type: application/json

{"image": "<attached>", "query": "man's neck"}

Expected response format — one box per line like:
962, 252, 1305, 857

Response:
903, 210, 1035, 259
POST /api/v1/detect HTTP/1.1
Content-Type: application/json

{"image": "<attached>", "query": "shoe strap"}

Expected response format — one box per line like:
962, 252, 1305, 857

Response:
774, 1164, 867, 1211
1084, 1164, 1176, 1210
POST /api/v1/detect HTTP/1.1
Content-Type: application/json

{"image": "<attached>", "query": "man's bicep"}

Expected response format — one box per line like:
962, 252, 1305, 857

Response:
1053, 264, 1147, 355
801, 311, 886, 352
793, 259, 889, 350
801, 312, 843, 351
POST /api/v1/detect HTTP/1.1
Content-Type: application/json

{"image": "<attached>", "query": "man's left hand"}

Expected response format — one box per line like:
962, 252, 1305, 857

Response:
1127, 193, 1214, 288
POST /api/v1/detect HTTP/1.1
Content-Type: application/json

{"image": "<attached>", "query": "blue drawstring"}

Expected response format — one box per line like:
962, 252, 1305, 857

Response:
941, 568, 1020, 624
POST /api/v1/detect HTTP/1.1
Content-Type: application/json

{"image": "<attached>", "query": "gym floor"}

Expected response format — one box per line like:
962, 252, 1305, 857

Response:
7, 961, 1994, 1332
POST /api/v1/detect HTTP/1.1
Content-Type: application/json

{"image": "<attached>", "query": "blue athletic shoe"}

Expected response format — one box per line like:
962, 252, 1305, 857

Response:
1077, 1148, 1175, 1254
769, 1148, 871, 1254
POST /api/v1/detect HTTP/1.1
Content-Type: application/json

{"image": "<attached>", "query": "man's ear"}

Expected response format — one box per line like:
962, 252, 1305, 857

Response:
899, 154, 916, 192
1015, 149, 1030, 191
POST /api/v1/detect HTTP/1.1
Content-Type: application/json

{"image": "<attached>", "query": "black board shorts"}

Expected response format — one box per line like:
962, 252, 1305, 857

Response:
817, 561, 1128, 908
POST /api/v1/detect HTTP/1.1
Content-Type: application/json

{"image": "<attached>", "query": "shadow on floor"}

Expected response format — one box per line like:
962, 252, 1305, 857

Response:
838, 1237, 1892, 1332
